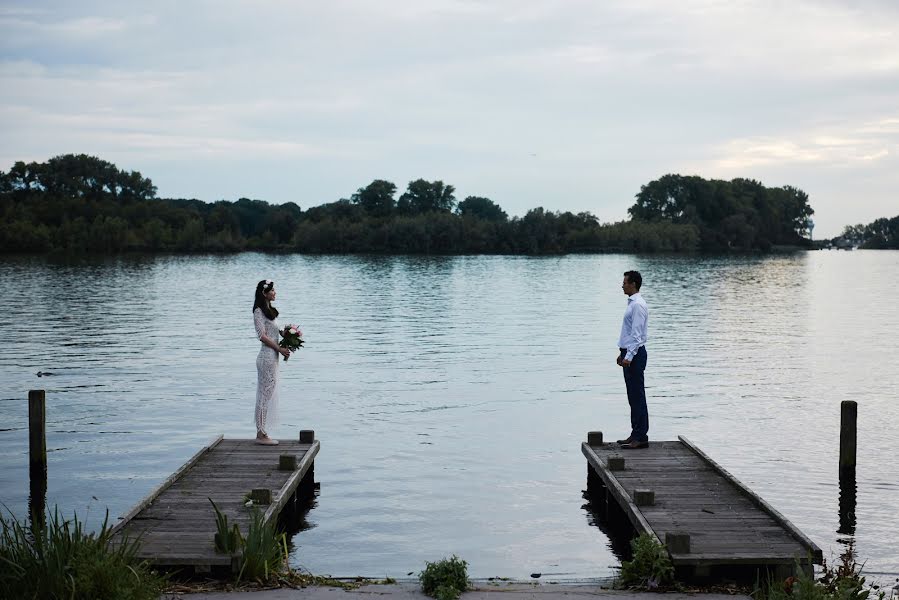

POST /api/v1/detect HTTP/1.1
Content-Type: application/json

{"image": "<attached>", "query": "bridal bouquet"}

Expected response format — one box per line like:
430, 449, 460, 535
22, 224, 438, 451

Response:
279, 324, 304, 360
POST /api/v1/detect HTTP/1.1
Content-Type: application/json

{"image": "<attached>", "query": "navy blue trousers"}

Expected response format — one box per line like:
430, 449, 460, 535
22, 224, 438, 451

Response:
620, 346, 649, 443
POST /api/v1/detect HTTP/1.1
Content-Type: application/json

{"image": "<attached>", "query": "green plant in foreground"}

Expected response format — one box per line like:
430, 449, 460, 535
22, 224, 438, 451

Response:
210, 498, 243, 554
420, 555, 469, 600
238, 507, 288, 583
753, 541, 888, 600
619, 533, 675, 590
0, 508, 166, 600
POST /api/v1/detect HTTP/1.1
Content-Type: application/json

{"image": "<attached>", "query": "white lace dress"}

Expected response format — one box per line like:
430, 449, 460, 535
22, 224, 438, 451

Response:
253, 308, 280, 434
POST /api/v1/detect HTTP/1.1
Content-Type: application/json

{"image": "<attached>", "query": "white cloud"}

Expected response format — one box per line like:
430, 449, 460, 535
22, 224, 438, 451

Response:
1, 0, 898, 237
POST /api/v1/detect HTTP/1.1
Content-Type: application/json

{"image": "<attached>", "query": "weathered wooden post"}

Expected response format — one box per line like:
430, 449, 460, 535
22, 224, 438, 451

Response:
607, 455, 625, 471
839, 401, 857, 477
634, 489, 655, 506
28, 390, 47, 530
665, 531, 690, 554
278, 454, 298, 471
249, 488, 272, 505
28, 390, 47, 472
838, 400, 857, 534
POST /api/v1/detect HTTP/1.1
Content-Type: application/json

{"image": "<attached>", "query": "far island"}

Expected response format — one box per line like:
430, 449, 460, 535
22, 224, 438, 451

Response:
1, 153, 873, 256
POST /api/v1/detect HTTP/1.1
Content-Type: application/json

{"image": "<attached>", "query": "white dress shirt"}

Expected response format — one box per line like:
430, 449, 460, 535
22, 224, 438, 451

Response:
618, 292, 648, 361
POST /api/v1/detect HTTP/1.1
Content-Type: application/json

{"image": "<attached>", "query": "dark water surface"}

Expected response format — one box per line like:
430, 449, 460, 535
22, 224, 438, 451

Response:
1, 252, 897, 580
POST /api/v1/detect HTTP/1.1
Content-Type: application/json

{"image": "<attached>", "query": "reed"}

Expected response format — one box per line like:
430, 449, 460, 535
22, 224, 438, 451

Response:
0, 507, 165, 600
209, 498, 243, 554
238, 507, 288, 583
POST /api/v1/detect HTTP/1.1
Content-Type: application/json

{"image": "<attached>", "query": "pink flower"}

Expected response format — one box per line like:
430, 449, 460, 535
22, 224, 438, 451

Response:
289, 328, 297, 335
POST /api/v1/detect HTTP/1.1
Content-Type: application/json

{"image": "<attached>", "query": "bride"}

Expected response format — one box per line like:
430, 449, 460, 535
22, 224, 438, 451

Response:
253, 279, 291, 445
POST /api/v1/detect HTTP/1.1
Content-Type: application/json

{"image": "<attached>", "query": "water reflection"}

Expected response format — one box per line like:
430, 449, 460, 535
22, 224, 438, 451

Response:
581, 489, 633, 564
28, 462, 46, 531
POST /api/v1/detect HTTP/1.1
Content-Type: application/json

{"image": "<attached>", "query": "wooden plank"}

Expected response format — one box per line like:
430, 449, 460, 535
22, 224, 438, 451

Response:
263, 440, 319, 524
584, 437, 821, 574
111, 435, 319, 571
582, 442, 659, 544
678, 436, 822, 563
110, 435, 224, 537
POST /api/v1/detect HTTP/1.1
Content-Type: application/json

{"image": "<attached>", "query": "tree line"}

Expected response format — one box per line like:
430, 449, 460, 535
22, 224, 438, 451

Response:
1, 154, 817, 254
831, 217, 899, 249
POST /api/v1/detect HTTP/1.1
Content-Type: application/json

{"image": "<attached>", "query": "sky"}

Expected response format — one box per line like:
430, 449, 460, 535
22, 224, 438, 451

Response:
1, 0, 897, 238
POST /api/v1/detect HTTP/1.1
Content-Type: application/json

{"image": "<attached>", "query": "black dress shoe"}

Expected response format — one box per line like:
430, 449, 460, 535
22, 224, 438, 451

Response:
616, 438, 633, 445
621, 440, 649, 449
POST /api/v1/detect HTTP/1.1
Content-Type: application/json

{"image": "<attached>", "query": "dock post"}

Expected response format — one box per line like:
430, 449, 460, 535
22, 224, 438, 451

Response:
587, 464, 602, 494
665, 532, 690, 554
28, 390, 47, 530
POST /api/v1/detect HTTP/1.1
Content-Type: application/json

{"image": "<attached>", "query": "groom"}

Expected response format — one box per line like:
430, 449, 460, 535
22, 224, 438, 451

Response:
616, 270, 649, 450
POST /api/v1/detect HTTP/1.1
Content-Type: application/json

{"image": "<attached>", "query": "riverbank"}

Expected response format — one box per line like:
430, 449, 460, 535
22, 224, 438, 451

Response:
163, 582, 751, 600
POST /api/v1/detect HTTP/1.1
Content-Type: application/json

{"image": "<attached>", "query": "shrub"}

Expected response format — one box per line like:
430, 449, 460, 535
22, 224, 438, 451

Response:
619, 533, 675, 589
0, 508, 166, 600
420, 555, 469, 600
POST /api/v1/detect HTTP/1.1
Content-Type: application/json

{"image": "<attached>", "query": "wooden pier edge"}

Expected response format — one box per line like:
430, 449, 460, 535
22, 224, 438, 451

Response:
678, 435, 823, 564
109, 434, 225, 538
263, 440, 320, 524
581, 442, 660, 545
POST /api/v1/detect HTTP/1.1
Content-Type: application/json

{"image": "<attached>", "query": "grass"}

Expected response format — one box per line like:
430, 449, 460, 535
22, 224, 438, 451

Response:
0, 508, 166, 600
419, 555, 469, 600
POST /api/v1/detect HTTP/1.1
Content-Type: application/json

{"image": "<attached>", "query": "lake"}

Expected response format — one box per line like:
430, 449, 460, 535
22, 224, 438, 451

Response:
0, 251, 897, 581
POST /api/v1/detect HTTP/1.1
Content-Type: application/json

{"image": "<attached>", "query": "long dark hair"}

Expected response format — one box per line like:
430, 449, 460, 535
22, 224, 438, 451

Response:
253, 279, 279, 320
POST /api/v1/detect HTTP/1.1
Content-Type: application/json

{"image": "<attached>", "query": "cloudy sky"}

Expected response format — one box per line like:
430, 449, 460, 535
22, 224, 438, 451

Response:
2, 1, 897, 237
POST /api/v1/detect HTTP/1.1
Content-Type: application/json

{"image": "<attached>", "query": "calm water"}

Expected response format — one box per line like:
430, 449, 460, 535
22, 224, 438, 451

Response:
0, 252, 897, 581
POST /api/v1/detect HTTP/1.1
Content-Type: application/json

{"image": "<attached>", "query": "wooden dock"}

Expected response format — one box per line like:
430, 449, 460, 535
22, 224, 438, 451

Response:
582, 435, 822, 580
110, 433, 319, 572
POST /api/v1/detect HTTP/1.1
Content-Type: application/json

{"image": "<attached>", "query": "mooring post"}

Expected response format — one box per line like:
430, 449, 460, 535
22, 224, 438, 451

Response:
28, 390, 47, 529
28, 390, 47, 472
839, 401, 857, 478
838, 400, 858, 535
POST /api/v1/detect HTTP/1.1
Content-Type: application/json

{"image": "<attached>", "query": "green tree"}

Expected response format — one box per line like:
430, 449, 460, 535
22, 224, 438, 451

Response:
351, 179, 397, 217
456, 196, 507, 222
398, 179, 456, 214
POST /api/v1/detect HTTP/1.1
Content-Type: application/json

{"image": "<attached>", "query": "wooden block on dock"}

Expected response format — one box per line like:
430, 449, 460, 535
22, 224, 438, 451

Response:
665, 531, 691, 554
587, 431, 604, 445
230, 555, 243, 573
299, 430, 315, 443
634, 489, 655, 506
249, 488, 272, 505
608, 455, 625, 471
279, 454, 297, 471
